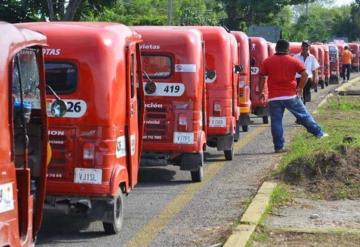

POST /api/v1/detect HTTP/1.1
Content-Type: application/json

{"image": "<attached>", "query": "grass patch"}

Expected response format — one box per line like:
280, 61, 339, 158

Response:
274, 95, 360, 200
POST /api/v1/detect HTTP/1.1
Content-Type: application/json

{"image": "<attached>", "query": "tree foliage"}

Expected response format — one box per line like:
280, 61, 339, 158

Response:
220, 0, 317, 30
83, 0, 226, 26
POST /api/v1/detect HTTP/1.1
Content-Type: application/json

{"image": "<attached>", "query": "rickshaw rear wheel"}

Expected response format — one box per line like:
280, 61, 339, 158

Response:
242, 125, 249, 132
224, 147, 233, 161
262, 116, 269, 124
191, 166, 203, 182
103, 189, 124, 234
234, 121, 240, 142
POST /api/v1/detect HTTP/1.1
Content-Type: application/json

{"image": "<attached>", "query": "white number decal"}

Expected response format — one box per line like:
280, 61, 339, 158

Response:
47, 99, 87, 118
251, 67, 259, 75
144, 82, 185, 96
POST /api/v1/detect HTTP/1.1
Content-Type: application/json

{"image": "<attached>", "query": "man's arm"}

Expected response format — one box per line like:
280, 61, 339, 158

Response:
297, 70, 308, 97
259, 74, 266, 95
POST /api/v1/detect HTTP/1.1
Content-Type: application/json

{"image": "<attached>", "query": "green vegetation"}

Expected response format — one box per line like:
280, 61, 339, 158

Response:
277, 96, 360, 173
3, 0, 360, 41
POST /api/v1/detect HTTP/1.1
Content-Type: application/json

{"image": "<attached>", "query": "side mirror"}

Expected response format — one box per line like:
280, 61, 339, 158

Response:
234, 65, 243, 74
205, 70, 217, 83
145, 81, 157, 94
50, 99, 67, 117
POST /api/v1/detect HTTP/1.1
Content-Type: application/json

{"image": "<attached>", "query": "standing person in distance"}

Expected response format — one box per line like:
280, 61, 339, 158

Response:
259, 39, 328, 153
294, 41, 320, 104
342, 46, 353, 83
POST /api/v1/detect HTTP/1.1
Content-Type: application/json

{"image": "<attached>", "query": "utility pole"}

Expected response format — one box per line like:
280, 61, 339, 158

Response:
168, 0, 173, 25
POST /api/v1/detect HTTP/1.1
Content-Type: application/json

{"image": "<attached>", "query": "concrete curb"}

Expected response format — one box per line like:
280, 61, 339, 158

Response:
223, 182, 277, 247
335, 76, 360, 93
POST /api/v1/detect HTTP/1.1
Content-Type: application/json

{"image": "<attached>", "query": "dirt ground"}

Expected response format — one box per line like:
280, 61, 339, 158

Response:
252, 228, 360, 247
279, 145, 360, 200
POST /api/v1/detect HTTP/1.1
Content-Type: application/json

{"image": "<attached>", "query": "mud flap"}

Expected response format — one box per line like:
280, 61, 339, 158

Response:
216, 134, 234, 151
89, 198, 115, 222
180, 152, 204, 171
239, 114, 251, 126
252, 107, 268, 117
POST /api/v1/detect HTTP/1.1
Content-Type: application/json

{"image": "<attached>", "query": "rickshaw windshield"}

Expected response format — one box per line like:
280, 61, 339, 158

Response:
45, 62, 77, 94
141, 55, 172, 79
13, 49, 41, 109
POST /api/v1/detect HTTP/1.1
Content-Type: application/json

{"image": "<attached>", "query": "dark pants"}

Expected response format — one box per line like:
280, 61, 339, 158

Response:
342, 64, 351, 81
296, 78, 312, 104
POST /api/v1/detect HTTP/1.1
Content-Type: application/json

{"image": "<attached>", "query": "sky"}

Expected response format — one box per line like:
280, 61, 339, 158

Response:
332, 0, 354, 6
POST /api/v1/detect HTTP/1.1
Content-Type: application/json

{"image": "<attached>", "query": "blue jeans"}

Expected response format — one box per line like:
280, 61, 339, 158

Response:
268, 97, 324, 150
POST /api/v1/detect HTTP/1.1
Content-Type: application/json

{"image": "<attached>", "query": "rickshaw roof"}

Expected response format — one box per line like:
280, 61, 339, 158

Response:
16, 22, 141, 47
132, 26, 202, 46
0, 22, 46, 63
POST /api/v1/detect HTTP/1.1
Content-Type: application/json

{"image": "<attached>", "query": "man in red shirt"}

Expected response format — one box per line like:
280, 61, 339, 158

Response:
259, 39, 327, 153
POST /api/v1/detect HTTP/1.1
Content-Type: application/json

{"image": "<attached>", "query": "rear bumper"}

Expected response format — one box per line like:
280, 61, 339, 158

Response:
46, 181, 112, 197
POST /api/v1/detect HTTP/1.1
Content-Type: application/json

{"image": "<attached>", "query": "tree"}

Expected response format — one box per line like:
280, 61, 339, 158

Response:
220, 0, 317, 31
83, 0, 226, 26
0, 0, 116, 22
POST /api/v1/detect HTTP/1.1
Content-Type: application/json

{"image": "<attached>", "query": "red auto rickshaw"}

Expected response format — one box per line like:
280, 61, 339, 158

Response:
193, 26, 241, 160
231, 31, 251, 132
289, 42, 301, 56
323, 44, 330, 86
229, 33, 241, 141
310, 45, 320, 92
349, 43, 360, 72
0, 22, 59, 247
132, 26, 206, 182
249, 37, 269, 124
18, 22, 144, 234
336, 43, 345, 78
329, 44, 340, 84
267, 42, 276, 56
314, 44, 326, 89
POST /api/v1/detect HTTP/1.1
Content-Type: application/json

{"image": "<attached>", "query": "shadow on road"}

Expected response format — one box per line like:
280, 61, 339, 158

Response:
37, 211, 108, 245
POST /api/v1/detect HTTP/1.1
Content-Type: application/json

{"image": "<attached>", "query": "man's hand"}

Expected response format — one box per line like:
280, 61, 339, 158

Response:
260, 91, 266, 102
296, 87, 303, 98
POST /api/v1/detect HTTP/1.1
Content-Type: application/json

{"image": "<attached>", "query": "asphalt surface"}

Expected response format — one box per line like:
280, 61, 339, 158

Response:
36, 78, 353, 247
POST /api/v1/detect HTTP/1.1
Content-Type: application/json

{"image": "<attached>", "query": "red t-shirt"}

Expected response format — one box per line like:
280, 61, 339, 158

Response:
260, 54, 305, 99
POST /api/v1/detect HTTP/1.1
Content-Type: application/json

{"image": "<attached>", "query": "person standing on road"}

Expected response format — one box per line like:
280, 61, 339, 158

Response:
342, 46, 353, 83
259, 39, 328, 153
294, 41, 320, 104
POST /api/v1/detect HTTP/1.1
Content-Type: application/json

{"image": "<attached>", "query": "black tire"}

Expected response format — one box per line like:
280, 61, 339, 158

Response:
234, 121, 240, 142
242, 125, 249, 132
320, 81, 325, 89
224, 148, 233, 161
103, 189, 124, 234
191, 166, 203, 182
262, 116, 269, 124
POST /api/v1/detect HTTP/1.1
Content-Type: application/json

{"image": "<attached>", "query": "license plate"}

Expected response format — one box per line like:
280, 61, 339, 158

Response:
74, 168, 102, 184
209, 117, 226, 128
173, 132, 194, 144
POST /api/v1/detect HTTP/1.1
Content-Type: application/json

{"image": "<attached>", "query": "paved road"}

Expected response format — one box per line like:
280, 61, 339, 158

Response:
36, 79, 353, 247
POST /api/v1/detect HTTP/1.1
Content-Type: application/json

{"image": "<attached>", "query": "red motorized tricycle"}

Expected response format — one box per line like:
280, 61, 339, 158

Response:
329, 44, 340, 84
249, 37, 269, 124
132, 26, 207, 182
323, 44, 330, 86
193, 26, 241, 160
0, 22, 64, 247
231, 31, 251, 132
314, 44, 326, 89
18, 22, 144, 234
349, 43, 360, 72
267, 42, 276, 57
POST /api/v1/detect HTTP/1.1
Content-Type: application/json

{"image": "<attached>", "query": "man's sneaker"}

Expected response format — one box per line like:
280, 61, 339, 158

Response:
275, 148, 288, 153
318, 133, 329, 139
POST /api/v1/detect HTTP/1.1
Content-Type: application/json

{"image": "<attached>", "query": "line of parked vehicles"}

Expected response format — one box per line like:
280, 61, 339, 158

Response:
1, 21, 359, 246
